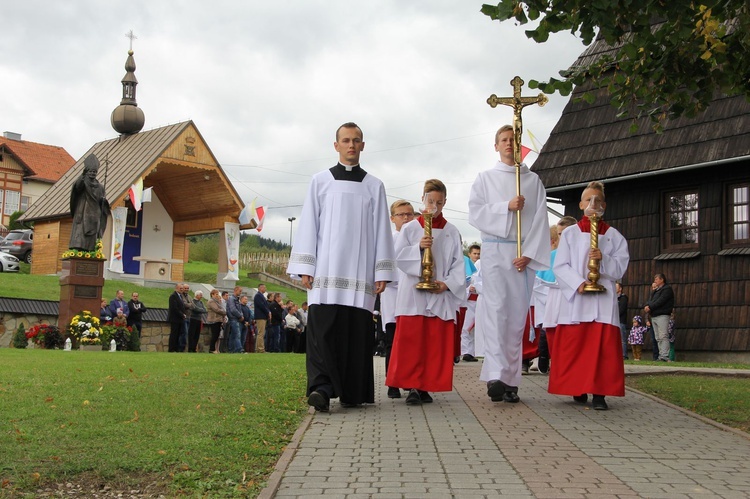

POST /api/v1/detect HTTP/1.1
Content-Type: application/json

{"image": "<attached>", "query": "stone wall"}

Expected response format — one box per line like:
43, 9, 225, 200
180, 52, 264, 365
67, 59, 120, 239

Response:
0, 312, 211, 352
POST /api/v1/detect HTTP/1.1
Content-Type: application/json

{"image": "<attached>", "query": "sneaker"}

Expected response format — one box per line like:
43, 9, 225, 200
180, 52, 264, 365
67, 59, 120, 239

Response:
405, 389, 422, 405
308, 391, 330, 412
419, 390, 433, 403
462, 354, 479, 362
573, 394, 588, 404
529, 358, 540, 372
387, 387, 401, 399
592, 395, 608, 410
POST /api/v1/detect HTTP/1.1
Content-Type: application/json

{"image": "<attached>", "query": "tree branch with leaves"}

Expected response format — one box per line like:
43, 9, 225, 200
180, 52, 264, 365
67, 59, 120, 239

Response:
481, 0, 750, 130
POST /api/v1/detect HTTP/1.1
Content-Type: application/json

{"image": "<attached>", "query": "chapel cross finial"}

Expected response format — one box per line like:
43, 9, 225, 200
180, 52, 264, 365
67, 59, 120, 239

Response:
125, 30, 138, 51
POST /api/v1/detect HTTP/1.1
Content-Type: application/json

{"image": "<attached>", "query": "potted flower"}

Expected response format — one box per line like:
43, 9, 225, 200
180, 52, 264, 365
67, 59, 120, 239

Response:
25, 324, 64, 349
67, 311, 102, 349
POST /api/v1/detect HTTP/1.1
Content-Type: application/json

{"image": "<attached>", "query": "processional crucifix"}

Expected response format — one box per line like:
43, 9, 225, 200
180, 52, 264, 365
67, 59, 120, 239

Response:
487, 76, 547, 259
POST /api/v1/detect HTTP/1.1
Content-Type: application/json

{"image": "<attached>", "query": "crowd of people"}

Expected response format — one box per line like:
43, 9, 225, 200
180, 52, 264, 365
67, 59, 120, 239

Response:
283, 121, 680, 415
99, 283, 308, 354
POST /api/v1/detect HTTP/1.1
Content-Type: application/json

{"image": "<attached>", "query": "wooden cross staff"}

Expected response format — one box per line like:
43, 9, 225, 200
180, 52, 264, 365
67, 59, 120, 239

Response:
487, 76, 548, 258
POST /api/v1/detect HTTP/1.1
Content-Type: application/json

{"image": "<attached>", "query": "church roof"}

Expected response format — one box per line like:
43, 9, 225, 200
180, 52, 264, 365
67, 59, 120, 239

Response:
0, 136, 75, 183
532, 40, 750, 190
21, 120, 245, 226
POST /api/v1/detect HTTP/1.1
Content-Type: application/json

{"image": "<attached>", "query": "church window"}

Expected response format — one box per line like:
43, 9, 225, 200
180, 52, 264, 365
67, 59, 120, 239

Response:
664, 189, 699, 250
727, 183, 750, 245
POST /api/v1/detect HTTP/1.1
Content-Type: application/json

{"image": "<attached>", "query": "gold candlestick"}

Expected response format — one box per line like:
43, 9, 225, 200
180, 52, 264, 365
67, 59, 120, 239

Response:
416, 212, 440, 291
583, 213, 606, 293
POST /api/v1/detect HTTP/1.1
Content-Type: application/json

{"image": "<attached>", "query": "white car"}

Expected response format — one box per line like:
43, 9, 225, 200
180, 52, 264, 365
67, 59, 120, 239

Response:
0, 250, 20, 272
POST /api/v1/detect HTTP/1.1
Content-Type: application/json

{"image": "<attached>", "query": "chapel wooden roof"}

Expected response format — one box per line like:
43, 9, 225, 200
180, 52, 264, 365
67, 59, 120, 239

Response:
532, 40, 750, 190
20, 121, 246, 229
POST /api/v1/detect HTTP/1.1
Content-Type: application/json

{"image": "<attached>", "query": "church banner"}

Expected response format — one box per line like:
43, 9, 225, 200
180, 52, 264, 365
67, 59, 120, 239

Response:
109, 206, 128, 273
224, 222, 240, 281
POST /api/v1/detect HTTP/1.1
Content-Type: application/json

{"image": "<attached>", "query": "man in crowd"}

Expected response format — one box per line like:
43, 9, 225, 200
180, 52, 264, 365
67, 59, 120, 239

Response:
254, 284, 271, 353
225, 286, 244, 353
127, 292, 146, 338
461, 244, 481, 362
644, 273, 674, 362
168, 283, 187, 352
109, 290, 130, 320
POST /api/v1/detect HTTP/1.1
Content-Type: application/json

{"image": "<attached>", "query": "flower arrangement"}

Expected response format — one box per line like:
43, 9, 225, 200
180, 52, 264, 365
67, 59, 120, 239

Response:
62, 239, 105, 259
25, 324, 64, 349
68, 311, 102, 345
100, 324, 132, 351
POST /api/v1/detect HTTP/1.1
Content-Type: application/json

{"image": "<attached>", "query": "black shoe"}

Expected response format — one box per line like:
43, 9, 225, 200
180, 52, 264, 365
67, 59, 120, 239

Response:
454, 356, 461, 364
462, 354, 478, 362
419, 390, 433, 403
487, 380, 508, 402
538, 356, 549, 374
340, 401, 361, 408
502, 391, 520, 403
387, 387, 401, 399
405, 389, 422, 405
592, 395, 608, 410
573, 394, 588, 404
308, 391, 330, 412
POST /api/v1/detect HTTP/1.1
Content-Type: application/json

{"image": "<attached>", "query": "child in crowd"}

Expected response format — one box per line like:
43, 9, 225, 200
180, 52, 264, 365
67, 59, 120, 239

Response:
628, 315, 647, 361
668, 311, 676, 361
113, 308, 128, 328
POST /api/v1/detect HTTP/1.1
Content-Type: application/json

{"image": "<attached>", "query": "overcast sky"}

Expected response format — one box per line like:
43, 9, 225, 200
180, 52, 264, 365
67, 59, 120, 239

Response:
2, 1, 585, 245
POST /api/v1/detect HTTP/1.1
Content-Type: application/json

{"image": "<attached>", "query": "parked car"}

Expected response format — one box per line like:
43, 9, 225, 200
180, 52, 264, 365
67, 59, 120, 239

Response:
0, 229, 33, 264
0, 250, 20, 272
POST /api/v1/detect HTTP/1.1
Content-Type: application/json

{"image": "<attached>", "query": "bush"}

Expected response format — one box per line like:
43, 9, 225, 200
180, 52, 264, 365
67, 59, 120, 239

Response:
128, 326, 141, 352
25, 324, 65, 349
12, 324, 27, 349
189, 234, 219, 263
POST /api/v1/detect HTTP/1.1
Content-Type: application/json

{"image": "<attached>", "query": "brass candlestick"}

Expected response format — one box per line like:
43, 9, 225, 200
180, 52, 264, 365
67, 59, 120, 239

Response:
416, 211, 440, 291
583, 213, 606, 293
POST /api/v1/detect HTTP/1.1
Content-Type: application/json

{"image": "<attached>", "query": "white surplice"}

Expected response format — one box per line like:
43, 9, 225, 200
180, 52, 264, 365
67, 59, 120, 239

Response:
379, 230, 401, 328
548, 222, 629, 328
468, 161, 550, 386
394, 218, 465, 322
287, 166, 395, 312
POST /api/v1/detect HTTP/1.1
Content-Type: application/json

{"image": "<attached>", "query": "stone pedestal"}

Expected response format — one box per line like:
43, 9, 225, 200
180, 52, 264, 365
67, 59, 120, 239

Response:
59, 257, 106, 341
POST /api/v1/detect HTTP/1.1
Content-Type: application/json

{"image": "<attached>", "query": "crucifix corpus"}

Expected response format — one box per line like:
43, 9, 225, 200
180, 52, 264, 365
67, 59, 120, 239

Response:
487, 76, 548, 260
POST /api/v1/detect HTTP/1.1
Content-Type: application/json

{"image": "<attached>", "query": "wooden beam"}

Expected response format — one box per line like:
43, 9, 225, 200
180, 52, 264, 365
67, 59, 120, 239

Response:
174, 214, 238, 235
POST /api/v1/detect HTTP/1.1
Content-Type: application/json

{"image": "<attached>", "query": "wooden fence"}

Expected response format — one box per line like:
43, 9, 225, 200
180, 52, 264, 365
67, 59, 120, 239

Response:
239, 252, 290, 277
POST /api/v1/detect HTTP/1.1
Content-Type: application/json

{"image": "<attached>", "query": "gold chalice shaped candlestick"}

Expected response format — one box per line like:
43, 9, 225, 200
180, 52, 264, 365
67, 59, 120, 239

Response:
416, 196, 440, 291
583, 195, 606, 293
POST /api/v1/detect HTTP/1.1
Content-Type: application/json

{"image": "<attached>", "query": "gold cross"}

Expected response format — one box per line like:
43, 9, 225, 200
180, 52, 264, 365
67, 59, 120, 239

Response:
487, 76, 548, 166
487, 76, 548, 260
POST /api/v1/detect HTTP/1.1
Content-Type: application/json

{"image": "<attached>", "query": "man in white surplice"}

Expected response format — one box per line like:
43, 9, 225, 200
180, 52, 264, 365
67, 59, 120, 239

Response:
287, 122, 395, 412
468, 125, 550, 403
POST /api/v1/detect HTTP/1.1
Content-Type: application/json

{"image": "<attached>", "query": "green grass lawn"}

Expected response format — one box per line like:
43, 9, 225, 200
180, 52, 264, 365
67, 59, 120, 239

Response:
626, 373, 750, 433
0, 349, 307, 497
0, 261, 307, 309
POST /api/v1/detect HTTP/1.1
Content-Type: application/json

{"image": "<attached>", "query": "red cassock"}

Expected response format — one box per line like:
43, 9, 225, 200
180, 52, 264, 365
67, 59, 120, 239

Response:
386, 315, 455, 392
548, 322, 625, 396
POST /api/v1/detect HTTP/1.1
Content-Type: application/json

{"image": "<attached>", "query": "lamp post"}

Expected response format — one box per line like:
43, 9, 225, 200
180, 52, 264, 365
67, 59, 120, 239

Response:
288, 217, 296, 247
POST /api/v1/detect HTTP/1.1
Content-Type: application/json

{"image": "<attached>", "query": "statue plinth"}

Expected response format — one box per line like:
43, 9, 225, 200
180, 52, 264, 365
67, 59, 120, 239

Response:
59, 256, 107, 341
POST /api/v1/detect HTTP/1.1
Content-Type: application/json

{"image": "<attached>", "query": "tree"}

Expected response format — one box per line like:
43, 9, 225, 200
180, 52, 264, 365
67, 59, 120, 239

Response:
481, 0, 750, 130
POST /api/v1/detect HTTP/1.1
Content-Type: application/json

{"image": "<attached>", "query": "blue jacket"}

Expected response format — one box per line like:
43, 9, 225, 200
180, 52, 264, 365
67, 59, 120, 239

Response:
254, 291, 271, 318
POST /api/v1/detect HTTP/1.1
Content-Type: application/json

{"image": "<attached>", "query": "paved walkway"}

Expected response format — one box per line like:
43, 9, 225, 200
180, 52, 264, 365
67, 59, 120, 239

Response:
260, 360, 750, 498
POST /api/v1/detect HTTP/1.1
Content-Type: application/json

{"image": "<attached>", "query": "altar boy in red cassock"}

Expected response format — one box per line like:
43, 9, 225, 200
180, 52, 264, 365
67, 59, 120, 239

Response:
547, 181, 629, 410
386, 179, 465, 406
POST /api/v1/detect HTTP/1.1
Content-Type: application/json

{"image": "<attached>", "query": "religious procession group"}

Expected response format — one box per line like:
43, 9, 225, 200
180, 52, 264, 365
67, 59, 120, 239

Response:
287, 122, 629, 413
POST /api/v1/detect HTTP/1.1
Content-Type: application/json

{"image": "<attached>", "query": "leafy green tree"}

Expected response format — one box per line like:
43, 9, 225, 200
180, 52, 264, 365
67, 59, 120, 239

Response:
8, 211, 32, 230
481, 0, 750, 129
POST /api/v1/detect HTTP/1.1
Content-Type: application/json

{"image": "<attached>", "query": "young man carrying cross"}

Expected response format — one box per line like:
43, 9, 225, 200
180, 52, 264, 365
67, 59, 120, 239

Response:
468, 125, 550, 403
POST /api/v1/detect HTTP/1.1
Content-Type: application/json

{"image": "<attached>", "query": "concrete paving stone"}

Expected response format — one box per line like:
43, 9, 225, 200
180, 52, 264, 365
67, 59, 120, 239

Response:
263, 359, 750, 498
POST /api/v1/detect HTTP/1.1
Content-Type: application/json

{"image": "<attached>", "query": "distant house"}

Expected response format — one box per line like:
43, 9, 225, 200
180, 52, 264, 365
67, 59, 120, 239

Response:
532, 41, 750, 360
0, 132, 74, 230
